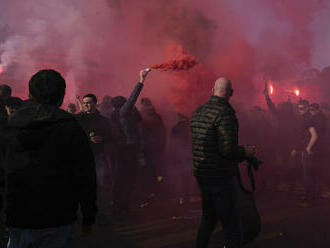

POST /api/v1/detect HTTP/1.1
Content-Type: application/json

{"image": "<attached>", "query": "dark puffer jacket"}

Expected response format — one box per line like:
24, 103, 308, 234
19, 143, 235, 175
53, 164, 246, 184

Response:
191, 96, 246, 179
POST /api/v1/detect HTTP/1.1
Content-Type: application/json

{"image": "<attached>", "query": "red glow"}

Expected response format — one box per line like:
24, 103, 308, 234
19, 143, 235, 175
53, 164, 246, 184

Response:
270, 85, 274, 95
150, 54, 198, 71
0, 65, 3, 74
295, 89, 300, 96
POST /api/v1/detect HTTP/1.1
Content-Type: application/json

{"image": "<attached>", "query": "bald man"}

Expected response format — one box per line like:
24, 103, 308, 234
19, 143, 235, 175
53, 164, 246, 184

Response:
191, 78, 256, 248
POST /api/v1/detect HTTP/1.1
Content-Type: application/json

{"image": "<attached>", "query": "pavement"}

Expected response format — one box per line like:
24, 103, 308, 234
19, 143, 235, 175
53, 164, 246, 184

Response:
70, 191, 330, 248
1, 190, 330, 247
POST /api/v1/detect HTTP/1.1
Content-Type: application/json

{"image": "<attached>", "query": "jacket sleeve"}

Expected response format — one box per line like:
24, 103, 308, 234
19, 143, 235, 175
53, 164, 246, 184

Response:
265, 94, 278, 116
120, 83, 144, 117
0, 126, 11, 210
215, 110, 246, 162
0, 146, 4, 210
70, 124, 97, 225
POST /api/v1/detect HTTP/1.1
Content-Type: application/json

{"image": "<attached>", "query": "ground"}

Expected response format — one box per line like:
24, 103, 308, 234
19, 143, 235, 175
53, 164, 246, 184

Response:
1, 188, 330, 247
69, 191, 330, 248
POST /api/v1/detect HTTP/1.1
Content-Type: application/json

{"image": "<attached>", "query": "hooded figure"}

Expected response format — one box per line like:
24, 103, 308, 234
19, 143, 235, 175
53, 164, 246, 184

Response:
1, 70, 97, 248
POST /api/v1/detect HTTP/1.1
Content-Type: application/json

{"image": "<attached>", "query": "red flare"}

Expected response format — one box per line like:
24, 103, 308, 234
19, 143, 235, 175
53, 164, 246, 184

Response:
150, 55, 198, 71
270, 85, 274, 95
0, 65, 3, 74
295, 89, 300, 96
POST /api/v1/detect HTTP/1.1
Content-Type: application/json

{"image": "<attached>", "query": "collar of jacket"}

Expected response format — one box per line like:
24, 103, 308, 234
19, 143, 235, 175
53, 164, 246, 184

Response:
208, 96, 235, 112
80, 109, 101, 116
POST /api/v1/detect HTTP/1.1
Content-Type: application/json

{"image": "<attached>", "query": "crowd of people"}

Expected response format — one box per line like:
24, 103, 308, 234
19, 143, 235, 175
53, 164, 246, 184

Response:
0, 69, 195, 246
0, 68, 329, 247
67, 70, 192, 219
239, 81, 330, 207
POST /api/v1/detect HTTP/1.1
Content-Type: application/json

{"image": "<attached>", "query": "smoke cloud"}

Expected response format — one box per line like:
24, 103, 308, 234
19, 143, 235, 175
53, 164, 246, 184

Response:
1, 0, 330, 112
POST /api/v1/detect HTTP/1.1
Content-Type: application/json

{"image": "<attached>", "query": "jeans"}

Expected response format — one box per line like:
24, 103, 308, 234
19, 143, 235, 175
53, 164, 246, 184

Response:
7, 225, 72, 248
197, 177, 242, 248
95, 153, 108, 186
95, 153, 110, 215
301, 151, 316, 202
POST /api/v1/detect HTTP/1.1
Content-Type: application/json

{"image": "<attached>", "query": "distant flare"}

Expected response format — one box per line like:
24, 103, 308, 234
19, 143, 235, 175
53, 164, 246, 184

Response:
270, 85, 274, 95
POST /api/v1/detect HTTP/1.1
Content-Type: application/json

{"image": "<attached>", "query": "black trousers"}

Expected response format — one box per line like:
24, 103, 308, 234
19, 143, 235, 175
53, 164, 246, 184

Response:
112, 144, 139, 213
197, 177, 243, 248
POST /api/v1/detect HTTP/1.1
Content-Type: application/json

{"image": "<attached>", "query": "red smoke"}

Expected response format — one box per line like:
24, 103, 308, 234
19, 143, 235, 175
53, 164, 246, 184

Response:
1, 0, 330, 113
150, 55, 198, 72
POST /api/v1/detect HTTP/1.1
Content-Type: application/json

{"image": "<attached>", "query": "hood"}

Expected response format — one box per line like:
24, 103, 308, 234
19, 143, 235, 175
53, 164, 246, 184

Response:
7, 100, 75, 150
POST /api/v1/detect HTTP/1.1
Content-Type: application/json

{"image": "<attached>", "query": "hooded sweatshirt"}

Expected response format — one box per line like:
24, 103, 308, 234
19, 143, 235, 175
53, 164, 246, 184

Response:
1, 100, 97, 228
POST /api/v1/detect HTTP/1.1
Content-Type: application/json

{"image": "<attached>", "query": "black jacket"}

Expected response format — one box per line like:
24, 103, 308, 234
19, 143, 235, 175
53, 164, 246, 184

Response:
1, 100, 97, 228
191, 96, 246, 179
111, 83, 143, 146
75, 110, 111, 156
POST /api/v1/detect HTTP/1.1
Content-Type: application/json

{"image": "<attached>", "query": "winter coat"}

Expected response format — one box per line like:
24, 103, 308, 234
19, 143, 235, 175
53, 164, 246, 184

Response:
191, 96, 246, 179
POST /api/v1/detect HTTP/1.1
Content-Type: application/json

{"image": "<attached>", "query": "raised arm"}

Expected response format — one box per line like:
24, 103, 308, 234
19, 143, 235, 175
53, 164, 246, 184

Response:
75, 95, 84, 112
120, 70, 150, 117
264, 81, 277, 115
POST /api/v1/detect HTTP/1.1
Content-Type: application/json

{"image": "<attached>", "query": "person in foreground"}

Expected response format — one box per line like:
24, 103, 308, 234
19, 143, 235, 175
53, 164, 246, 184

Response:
191, 77, 256, 248
1, 69, 97, 248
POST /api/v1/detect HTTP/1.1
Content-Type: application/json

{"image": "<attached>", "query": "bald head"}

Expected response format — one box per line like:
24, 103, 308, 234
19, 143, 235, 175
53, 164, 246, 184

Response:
213, 77, 233, 100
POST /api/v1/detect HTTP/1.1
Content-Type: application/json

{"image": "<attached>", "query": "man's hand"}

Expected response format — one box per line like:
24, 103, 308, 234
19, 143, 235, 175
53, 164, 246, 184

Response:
76, 95, 82, 103
90, 136, 103, 144
306, 147, 313, 156
81, 224, 93, 237
291, 149, 297, 157
140, 69, 151, 84
244, 144, 256, 158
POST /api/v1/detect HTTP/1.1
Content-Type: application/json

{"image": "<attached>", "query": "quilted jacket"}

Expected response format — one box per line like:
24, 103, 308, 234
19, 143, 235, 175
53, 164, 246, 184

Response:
191, 96, 246, 179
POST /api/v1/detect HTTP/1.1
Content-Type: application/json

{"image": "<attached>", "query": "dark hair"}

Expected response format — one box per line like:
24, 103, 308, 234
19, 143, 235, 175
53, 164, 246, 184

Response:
68, 103, 76, 109
29, 69, 66, 106
5, 97, 23, 110
102, 95, 112, 103
141, 97, 152, 106
112, 96, 126, 109
177, 112, 189, 121
83, 94, 97, 103
310, 103, 320, 110
252, 106, 265, 112
0, 84, 12, 98
298, 99, 309, 106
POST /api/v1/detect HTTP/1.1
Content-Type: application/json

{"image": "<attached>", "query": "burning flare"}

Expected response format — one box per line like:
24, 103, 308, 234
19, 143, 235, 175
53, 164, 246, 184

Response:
295, 89, 300, 97
150, 54, 198, 71
269, 85, 274, 95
